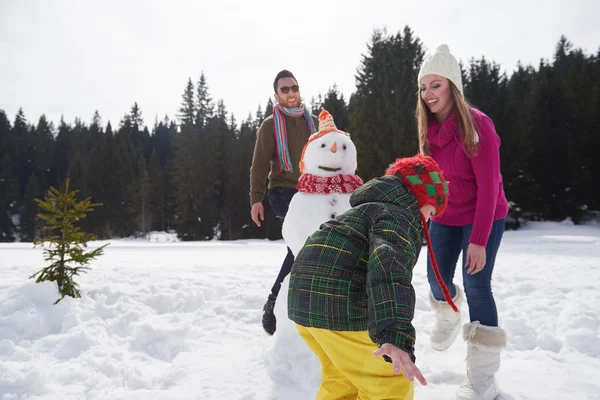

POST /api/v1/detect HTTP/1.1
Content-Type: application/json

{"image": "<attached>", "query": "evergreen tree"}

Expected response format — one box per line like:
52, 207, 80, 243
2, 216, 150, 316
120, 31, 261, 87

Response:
162, 120, 179, 231
50, 117, 73, 189
217, 99, 227, 120
161, 157, 178, 232
149, 117, 177, 232
464, 57, 508, 128
226, 116, 260, 239
0, 155, 17, 241
173, 121, 204, 240
217, 112, 240, 239
585, 49, 600, 214
178, 78, 196, 126
127, 103, 150, 157
0, 109, 10, 155
85, 136, 110, 237
553, 37, 598, 222
11, 108, 32, 198
502, 63, 537, 221
196, 72, 214, 129
19, 174, 42, 241
174, 76, 222, 240
130, 102, 144, 130
31, 179, 107, 304
0, 111, 17, 241
147, 149, 165, 231
134, 152, 152, 235
116, 134, 137, 237
264, 98, 273, 117
70, 118, 92, 161
321, 85, 350, 131
254, 105, 264, 129
527, 61, 573, 220
198, 113, 226, 239
349, 27, 425, 181
31, 115, 55, 194
67, 151, 87, 198
90, 111, 103, 142
153, 117, 174, 167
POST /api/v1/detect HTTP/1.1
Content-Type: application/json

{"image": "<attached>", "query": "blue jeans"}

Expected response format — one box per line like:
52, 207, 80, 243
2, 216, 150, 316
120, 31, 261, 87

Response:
427, 219, 505, 327
267, 187, 298, 301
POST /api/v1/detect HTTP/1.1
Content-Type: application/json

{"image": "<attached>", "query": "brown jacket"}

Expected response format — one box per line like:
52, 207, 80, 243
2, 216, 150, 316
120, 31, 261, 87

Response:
249, 113, 318, 205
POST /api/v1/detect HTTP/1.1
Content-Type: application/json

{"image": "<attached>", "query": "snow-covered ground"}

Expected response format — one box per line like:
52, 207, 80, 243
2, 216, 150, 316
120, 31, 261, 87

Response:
1, 221, 599, 400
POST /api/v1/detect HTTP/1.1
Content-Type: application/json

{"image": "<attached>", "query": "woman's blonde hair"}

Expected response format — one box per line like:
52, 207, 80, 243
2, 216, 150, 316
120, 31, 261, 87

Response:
416, 80, 478, 157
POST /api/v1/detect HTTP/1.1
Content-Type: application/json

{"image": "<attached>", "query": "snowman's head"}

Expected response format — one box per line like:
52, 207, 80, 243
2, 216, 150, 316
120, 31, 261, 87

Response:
300, 130, 357, 177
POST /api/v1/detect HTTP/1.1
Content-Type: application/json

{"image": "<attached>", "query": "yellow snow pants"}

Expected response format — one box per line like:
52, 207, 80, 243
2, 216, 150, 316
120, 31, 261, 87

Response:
297, 325, 414, 400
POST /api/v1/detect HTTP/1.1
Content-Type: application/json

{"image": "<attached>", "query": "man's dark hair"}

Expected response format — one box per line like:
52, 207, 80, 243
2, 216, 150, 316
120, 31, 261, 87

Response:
273, 70, 297, 93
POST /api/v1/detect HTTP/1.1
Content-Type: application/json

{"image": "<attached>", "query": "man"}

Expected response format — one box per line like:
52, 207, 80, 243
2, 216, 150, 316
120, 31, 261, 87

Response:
249, 70, 318, 335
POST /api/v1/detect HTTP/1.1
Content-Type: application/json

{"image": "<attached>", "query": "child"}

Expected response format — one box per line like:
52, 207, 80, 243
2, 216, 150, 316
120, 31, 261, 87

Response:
287, 154, 457, 400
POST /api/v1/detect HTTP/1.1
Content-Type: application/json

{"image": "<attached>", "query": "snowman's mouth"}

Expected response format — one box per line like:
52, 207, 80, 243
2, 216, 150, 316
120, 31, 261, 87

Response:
319, 166, 342, 172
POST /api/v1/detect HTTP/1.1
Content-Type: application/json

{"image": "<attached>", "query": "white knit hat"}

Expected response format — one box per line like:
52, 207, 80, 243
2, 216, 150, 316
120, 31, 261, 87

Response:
418, 44, 463, 96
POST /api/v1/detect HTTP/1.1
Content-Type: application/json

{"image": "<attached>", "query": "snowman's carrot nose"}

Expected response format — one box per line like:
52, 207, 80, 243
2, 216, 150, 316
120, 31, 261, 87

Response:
331, 142, 337, 153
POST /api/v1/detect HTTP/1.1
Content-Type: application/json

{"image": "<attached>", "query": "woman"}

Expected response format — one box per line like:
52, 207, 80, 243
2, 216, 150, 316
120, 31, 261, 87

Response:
416, 44, 510, 400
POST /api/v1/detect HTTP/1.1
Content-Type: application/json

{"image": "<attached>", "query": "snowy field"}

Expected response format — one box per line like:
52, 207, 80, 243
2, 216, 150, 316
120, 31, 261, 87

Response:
1, 221, 599, 400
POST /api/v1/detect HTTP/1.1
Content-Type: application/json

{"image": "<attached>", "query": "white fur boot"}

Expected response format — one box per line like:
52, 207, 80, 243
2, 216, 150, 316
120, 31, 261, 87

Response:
429, 285, 464, 351
456, 321, 507, 400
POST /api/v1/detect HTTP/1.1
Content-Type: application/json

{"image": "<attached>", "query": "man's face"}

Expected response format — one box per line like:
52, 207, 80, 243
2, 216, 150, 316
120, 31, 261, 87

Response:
274, 77, 300, 108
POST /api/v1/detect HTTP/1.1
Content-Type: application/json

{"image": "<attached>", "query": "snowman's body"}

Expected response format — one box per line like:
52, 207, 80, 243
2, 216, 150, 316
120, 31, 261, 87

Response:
283, 192, 351, 256
265, 112, 362, 394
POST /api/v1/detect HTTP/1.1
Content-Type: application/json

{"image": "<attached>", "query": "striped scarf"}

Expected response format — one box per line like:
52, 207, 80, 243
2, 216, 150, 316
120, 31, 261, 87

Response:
273, 103, 317, 173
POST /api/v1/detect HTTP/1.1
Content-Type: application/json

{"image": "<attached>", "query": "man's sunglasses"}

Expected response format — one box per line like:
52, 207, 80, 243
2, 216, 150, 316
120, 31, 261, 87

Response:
279, 85, 299, 94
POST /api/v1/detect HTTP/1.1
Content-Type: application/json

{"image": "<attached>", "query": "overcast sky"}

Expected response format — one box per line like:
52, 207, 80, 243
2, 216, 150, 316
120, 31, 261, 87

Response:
1, 0, 598, 130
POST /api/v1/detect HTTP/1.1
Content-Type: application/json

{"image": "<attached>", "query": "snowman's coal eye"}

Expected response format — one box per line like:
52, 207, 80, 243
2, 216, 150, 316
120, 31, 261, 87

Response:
321, 143, 326, 148
343, 144, 347, 150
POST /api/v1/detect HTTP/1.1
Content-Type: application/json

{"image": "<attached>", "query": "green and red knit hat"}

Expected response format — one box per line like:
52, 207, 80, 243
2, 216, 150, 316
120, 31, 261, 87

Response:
385, 154, 457, 312
385, 154, 449, 217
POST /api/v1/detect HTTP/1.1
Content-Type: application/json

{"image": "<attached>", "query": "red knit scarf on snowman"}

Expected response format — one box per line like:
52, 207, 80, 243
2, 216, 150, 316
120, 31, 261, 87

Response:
296, 173, 363, 194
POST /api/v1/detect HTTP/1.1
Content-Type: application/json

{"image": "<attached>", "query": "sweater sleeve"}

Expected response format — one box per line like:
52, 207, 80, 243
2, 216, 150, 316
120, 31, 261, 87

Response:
367, 215, 417, 362
468, 114, 502, 246
249, 119, 274, 205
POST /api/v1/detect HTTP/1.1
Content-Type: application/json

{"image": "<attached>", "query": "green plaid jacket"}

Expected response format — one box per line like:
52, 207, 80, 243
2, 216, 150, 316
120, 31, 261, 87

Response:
288, 175, 423, 359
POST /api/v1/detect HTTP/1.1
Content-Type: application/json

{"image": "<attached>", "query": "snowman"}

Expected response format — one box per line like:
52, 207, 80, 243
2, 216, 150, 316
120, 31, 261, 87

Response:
264, 109, 362, 394
281, 110, 363, 256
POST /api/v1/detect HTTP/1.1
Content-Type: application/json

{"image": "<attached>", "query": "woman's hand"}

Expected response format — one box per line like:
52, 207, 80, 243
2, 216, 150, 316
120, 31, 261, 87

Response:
373, 344, 427, 385
466, 243, 486, 275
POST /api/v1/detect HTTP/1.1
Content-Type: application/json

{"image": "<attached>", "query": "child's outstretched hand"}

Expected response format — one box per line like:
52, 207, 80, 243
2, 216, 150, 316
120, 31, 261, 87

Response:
373, 344, 427, 386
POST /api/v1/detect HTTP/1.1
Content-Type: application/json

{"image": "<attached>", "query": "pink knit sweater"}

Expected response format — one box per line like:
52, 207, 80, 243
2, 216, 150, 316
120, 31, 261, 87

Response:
427, 108, 509, 247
